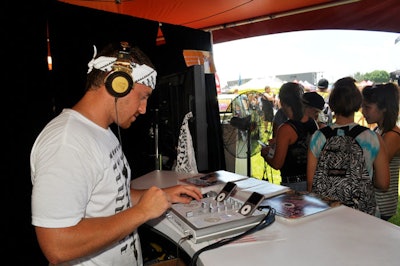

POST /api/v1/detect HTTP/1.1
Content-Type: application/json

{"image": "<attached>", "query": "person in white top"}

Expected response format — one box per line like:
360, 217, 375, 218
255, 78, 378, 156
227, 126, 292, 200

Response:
30, 41, 202, 266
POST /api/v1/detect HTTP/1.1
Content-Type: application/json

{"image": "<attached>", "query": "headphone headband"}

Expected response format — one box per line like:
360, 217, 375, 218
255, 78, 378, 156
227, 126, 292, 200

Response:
88, 42, 157, 96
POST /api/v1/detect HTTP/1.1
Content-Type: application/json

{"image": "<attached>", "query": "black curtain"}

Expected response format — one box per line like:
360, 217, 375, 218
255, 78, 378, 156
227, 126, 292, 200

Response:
205, 74, 226, 171
3, 0, 51, 264
48, 1, 159, 112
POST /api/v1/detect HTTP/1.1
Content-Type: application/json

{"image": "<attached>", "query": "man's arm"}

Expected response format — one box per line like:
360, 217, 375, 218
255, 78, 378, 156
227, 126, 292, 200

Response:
36, 186, 170, 265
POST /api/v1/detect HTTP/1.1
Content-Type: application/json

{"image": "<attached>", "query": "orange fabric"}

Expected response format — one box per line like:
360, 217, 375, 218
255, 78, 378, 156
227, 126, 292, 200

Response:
58, 0, 400, 44
58, 0, 326, 30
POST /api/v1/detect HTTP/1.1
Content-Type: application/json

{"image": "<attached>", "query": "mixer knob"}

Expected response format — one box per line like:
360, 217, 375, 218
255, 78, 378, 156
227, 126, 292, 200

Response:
209, 205, 215, 213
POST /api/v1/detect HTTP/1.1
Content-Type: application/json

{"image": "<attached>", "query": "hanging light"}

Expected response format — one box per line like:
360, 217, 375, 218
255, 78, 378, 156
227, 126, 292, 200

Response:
47, 22, 52, 71
47, 41, 52, 71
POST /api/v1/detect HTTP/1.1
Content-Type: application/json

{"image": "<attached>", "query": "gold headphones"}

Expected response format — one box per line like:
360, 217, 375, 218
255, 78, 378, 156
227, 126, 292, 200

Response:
104, 41, 134, 97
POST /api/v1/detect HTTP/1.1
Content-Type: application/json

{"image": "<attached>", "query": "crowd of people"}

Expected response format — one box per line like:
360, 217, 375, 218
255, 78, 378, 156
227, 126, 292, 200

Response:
261, 77, 399, 219
307, 77, 389, 216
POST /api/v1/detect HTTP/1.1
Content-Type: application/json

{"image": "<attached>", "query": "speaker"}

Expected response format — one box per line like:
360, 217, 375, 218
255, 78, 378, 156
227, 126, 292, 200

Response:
104, 41, 134, 97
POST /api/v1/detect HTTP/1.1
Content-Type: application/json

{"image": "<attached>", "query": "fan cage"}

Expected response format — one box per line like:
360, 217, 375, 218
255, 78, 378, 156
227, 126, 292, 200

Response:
221, 91, 271, 159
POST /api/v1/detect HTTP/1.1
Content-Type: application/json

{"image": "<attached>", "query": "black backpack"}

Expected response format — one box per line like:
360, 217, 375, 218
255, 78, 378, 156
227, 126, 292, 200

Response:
311, 125, 376, 215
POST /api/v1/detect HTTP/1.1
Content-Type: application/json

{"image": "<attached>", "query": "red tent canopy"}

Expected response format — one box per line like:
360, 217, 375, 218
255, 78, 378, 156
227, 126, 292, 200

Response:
58, 0, 400, 44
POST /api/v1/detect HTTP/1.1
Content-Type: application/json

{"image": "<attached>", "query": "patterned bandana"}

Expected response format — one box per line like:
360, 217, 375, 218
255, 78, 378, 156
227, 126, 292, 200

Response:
87, 45, 157, 90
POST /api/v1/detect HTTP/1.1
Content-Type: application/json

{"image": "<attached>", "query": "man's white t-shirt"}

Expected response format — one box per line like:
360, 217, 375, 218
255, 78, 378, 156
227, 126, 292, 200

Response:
31, 109, 142, 266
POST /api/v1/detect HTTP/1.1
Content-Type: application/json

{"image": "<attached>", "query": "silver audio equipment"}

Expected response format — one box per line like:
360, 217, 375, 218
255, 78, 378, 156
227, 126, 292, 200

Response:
166, 195, 266, 243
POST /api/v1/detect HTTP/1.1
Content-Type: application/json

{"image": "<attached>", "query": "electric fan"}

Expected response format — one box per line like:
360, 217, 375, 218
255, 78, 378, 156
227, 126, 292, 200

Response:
220, 91, 270, 177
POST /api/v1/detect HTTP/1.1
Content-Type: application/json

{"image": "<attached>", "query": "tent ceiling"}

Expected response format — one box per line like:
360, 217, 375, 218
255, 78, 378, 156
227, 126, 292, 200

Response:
58, 0, 400, 44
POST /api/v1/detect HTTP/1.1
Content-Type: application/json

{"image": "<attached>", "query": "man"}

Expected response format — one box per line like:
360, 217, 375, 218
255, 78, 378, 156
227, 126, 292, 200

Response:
316, 78, 333, 125
30, 42, 202, 265
261, 85, 275, 132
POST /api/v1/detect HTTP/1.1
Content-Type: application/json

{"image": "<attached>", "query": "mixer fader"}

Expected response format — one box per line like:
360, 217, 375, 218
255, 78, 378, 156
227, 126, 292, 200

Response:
166, 193, 267, 243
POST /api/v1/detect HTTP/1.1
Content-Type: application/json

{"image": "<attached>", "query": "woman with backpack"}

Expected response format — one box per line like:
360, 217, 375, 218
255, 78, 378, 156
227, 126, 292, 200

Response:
307, 77, 390, 216
362, 83, 400, 221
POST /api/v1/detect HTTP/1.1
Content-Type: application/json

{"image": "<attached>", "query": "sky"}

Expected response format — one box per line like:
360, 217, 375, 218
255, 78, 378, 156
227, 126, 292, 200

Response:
212, 30, 400, 87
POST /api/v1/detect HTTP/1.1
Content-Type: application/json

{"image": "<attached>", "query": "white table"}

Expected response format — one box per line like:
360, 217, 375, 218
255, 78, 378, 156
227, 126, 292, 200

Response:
132, 170, 400, 266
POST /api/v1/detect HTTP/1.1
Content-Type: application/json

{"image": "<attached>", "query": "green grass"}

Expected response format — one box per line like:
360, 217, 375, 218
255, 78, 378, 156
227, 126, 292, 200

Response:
250, 153, 400, 226
251, 153, 281, 183
388, 196, 400, 225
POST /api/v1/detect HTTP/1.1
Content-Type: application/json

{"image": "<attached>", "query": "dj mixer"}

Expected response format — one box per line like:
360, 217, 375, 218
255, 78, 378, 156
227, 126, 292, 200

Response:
166, 194, 267, 243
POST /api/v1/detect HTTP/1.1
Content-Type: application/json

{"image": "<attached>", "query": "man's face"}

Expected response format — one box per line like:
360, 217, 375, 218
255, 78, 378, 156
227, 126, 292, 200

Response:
115, 83, 153, 128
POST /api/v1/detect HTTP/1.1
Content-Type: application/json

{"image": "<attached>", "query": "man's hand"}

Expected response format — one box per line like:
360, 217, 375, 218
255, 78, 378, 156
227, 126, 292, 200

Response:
163, 185, 203, 204
135, 186, 171, 220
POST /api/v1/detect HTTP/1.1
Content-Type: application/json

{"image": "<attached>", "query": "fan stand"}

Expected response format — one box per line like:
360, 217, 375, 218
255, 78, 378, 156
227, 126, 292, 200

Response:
245, 128, 251, 177
230, 115, 253, 177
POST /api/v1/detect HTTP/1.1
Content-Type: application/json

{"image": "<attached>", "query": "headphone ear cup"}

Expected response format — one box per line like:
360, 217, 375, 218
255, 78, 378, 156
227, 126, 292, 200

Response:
104, 41, 134, 98
104, 69, 134, 98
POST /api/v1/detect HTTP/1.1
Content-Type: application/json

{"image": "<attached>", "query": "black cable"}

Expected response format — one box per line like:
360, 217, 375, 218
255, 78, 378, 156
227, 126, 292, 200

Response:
176, 235, 192, 263
114, 97, 123, 147
262, 161, 269, 181
189, 206, 276, 266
